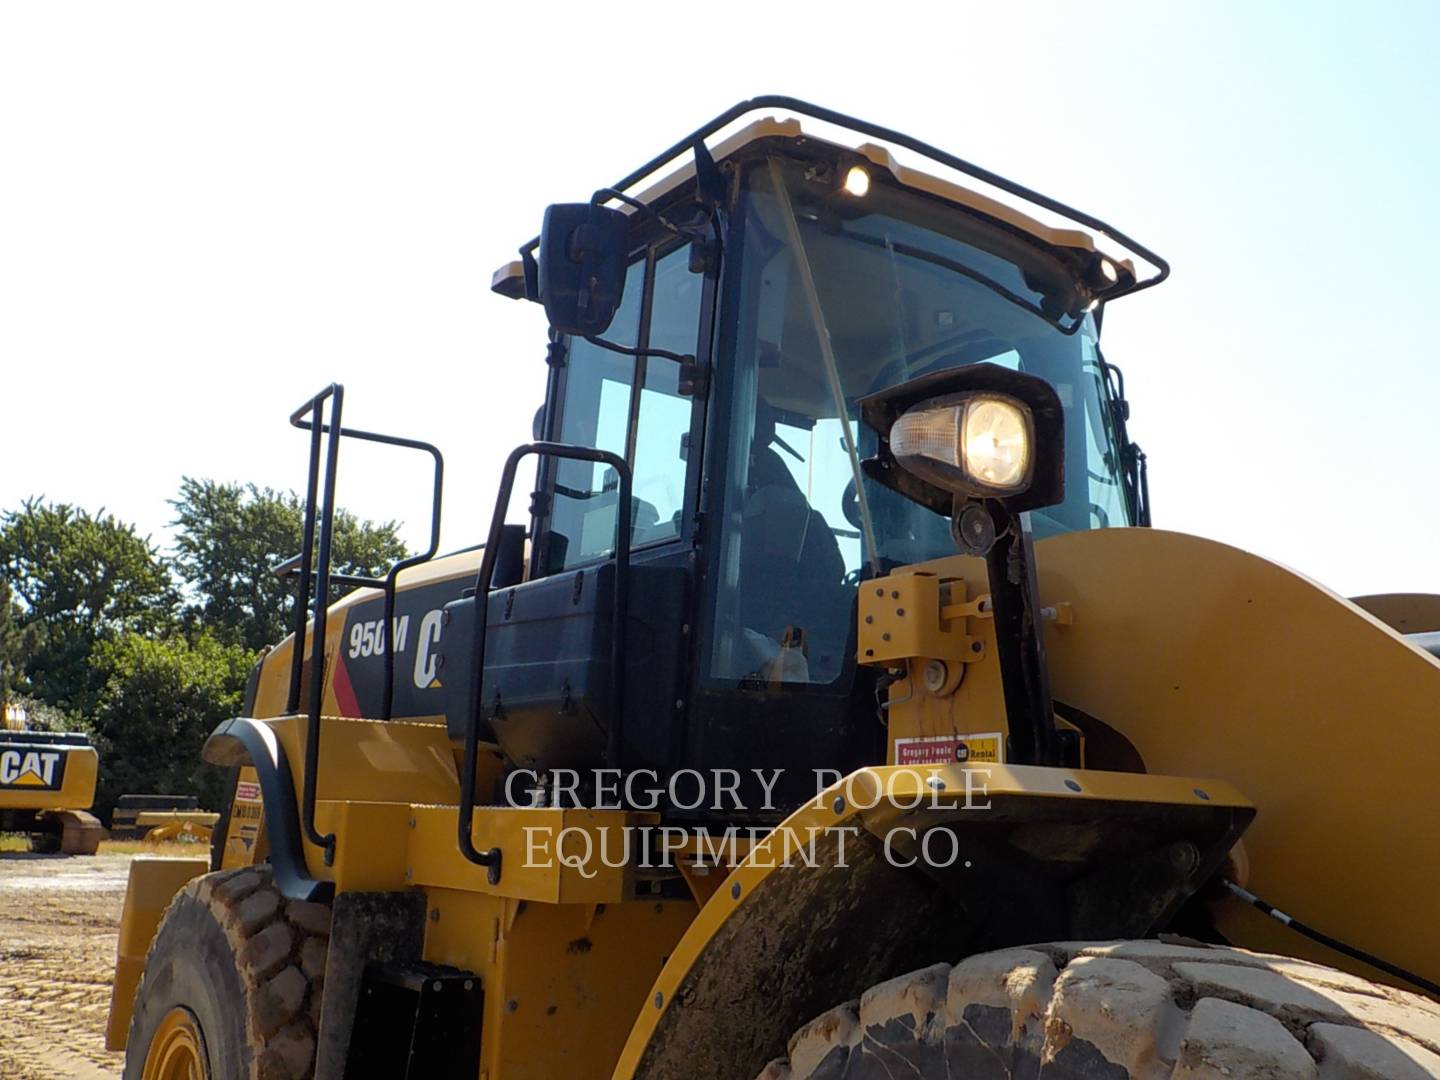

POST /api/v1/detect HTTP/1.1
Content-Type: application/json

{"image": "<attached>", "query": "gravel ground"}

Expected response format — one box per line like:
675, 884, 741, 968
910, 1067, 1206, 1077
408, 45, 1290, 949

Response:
0, 852, 133, 1080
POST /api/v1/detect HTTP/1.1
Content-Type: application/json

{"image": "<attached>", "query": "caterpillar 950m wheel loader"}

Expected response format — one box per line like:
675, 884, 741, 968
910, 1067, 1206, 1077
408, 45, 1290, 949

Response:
107, 98, 1440, 1080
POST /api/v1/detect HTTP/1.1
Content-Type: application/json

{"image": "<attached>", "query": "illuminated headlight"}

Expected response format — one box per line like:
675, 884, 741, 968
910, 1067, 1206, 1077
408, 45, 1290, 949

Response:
890, 393, 1034, 496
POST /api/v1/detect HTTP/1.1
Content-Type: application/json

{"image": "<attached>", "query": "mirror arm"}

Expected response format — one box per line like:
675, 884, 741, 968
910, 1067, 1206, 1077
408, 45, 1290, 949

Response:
592, 187, 712, 244
581, 335, 692, 366
519, 245, 540, 302
692, 139, 727, 210
580, 335, 708, 399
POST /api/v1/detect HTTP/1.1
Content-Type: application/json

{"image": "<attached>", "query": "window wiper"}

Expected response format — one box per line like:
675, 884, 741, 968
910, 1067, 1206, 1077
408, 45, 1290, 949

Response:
832, 226, 1085, 334
767, 159, 881, 575
770, 432, 805, 463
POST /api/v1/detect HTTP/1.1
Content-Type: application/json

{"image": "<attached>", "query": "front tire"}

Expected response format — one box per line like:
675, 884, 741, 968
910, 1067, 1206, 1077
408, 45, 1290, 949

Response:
760, 940, 1440, 1079
124, 866, 331, 1080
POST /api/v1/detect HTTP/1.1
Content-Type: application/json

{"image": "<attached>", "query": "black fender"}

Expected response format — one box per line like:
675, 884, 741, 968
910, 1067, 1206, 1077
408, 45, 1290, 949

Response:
202, 716, 333, 903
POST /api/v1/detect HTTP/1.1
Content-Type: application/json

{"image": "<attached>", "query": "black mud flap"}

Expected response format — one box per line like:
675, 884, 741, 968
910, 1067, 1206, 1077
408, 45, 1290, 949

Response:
344, 962, 484, 1080
314, 891, 426, 1080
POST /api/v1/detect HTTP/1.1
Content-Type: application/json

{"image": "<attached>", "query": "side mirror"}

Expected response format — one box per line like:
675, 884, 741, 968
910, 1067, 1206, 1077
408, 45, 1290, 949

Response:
537, 203, 628, 336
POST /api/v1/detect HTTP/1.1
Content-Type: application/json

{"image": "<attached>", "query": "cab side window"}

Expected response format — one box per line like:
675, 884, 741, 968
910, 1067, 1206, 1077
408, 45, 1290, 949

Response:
629, 246, 702, 545
541, 261, 644, 574
538, 243, 703, 574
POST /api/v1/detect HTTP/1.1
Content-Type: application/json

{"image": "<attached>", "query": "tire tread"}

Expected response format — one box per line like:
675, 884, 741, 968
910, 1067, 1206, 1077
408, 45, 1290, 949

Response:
125, 866, 330, 1080
767, 941, 1440, 1079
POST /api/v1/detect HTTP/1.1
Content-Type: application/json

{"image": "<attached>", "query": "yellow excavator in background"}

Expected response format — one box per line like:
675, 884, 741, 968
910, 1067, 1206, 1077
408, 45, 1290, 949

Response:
1, 700, 105, 853
108, 98, 1440, 1080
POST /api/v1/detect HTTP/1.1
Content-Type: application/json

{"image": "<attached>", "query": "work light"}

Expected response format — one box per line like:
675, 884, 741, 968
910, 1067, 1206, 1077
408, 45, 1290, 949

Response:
842, 165, 871, 197
857, 361, 1064, 516
890, 393, 1034, 497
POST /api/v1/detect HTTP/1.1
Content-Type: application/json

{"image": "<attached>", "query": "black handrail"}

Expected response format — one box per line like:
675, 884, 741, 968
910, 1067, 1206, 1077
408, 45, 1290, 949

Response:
457, 442, 632, 882
294, 422, 445, 720
519, 95, 1170, 301
1098, 356, 1151, 527
285, 387, 335, 719
287, 385, 344, 861
284, 385, 446, 866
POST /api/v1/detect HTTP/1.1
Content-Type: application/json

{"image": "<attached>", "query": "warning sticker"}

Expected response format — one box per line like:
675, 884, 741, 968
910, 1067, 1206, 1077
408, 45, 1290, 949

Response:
894, 733, 1004, 766
225, 778, 265, 864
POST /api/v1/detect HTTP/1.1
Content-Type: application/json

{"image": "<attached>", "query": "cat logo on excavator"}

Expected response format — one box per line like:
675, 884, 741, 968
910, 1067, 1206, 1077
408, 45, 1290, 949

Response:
0, 748, 65, 788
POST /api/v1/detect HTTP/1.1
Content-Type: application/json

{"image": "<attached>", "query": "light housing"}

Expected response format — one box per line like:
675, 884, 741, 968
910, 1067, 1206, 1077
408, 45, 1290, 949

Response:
842, 165, 871, 197
858, 361, 1066, 514
891, 393, 1034, 497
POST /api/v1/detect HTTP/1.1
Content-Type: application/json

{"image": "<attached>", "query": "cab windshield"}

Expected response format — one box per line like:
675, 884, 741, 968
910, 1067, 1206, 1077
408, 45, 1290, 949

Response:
706, 156, 1130, 687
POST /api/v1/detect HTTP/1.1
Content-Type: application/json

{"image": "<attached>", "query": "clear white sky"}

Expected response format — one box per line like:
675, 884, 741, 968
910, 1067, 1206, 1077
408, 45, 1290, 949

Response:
2, 2, 1436, 596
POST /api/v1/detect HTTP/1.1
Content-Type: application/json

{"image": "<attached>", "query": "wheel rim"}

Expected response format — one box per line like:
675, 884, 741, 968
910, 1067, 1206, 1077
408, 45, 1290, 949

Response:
143, 1007, 208, 1080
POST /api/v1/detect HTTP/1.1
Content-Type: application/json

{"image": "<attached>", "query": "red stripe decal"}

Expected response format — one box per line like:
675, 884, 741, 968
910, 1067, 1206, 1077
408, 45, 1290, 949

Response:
331, 650, 361, 717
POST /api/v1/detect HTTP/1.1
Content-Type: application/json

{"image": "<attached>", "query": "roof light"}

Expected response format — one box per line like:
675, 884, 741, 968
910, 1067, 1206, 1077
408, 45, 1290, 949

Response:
1099, 257, 1118, 284
843, 166, 870, 197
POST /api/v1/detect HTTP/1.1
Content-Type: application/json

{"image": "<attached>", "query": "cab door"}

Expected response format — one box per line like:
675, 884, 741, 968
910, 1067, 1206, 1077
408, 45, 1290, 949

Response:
479, 240, 710, 774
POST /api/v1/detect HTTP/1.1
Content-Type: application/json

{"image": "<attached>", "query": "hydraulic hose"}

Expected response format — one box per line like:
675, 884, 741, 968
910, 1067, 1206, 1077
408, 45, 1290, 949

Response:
1222, 880, 1440, 998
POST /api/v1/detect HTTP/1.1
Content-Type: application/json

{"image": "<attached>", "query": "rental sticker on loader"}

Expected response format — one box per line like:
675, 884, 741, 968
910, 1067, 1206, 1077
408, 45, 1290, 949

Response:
228, 778, 264, 853
894, 733, 1003, 766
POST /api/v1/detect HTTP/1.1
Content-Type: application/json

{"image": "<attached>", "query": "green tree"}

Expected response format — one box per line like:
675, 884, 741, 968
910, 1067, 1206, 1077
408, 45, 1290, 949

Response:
169, 478, 408, 651
89, 630, 253, 816
0, 577, 33, 704
0, 499, 176, 715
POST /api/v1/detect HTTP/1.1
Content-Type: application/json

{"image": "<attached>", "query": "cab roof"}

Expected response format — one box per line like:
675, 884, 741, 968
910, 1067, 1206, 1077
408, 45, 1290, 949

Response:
491, 96, 1167, 304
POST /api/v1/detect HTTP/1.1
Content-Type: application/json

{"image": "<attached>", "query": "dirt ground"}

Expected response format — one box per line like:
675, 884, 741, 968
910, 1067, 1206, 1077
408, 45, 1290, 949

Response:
0, 850, 152, 1080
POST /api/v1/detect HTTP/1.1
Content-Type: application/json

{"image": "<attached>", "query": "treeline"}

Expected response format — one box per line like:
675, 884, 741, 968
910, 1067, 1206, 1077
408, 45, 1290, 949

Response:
0, 479, 405, 818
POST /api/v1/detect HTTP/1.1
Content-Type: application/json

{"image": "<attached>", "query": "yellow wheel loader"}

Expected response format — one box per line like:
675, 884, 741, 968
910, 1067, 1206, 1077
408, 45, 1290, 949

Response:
107, 98, 1440, 1080
0, 701, 105, 854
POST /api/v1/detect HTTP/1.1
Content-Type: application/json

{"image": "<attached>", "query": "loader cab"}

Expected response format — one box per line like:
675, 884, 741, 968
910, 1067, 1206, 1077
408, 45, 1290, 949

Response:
477, 112, 1156, 815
